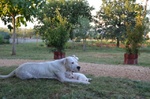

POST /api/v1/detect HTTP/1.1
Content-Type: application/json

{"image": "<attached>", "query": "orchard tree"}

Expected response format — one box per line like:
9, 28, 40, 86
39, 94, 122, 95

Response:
95, 0, 144, 47
0, 0, 45, 55
143, 0, 150, 38
38, 9, 70, 52
77, 16, 91, 51
36, 0, 93, 40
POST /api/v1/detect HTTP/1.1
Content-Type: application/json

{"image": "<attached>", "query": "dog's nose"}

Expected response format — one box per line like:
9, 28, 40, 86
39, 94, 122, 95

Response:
77, 66, 80, 71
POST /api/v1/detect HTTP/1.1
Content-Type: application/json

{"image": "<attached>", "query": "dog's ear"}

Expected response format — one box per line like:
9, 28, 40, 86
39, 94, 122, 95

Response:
72, 55, 79, 60
62, 57, 67, 65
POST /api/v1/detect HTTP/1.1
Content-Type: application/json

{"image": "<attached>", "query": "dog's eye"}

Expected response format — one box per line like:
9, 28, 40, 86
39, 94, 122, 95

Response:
71, 62, 74, 64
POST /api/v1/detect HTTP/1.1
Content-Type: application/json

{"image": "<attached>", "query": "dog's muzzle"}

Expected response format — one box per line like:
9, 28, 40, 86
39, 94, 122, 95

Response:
77, 66, 80, 71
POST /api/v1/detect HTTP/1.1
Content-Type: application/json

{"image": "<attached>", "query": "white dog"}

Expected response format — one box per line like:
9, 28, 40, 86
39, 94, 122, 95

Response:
0, 55, 90, 84
65, 72, 92, 82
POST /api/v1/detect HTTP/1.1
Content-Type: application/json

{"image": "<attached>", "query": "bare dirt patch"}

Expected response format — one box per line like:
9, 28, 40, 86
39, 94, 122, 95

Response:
0, 59, 150, 81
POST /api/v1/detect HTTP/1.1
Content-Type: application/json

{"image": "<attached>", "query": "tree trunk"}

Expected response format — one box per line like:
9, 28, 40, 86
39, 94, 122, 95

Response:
116, 37, 120, 47
12, 16, 16, 55
72, 39, 75, 49
36, 34, 39, 46
83, 38, 86, 51
143, 0, 148, 40
143, 0, 148, 18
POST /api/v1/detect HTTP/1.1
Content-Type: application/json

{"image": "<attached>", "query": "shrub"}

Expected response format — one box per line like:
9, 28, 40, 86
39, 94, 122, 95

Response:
0, 32, 10, 44
0, 35, 3, 44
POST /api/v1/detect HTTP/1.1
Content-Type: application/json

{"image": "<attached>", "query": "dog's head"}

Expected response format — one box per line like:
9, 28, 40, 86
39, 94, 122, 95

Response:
63, 55, 80, 72
65, 72, 74, 79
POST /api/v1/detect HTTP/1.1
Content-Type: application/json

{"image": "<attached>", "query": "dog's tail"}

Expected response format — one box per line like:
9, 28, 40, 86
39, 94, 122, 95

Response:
0, 70, 16, 79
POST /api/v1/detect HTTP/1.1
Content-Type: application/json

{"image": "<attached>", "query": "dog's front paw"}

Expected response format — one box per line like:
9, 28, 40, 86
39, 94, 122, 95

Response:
84, 81, 90, 84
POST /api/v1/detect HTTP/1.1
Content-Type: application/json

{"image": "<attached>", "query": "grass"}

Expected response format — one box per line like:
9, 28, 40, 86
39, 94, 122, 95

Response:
0, 41, 150, 98
0, 41, 150, 66
0, 66, 150, 99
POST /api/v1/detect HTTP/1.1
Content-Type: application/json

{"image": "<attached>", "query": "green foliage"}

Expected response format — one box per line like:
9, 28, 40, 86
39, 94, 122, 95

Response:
39, 9, 70, 51
0, 67, 150, 99
95, 0, 144, 47
0, 32, 10, 39
77, 16, 91, 39
0, 0, 45, 55
125, 10, 145, 54
0, 0, 45, 28
0, 35, 3, 44
16, 28, 35, 38
36, 0, 93, 40
0, 32, 10, 44
77, 16, 91, 50
45, 0, 93, 25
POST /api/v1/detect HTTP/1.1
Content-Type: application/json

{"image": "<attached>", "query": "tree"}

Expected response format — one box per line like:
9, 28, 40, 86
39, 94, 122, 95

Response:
77, 16, 91, 51
95, 0, 144, 47
143, 0, 150, 38
36, 0, 93, 40
38, 9, 70, 52
0, 0, 45, 55
125, 14, 144, 54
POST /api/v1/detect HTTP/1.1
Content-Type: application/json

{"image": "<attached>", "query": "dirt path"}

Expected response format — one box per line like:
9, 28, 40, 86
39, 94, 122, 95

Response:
0, 59, 150, 82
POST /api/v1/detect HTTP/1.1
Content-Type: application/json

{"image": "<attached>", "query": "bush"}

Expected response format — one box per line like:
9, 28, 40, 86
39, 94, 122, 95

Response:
0, 32, 10, 44
0, 35, 3, 44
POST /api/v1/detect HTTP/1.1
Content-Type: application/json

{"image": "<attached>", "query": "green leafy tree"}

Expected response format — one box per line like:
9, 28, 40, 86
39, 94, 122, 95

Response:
95, 0, 143, 47
36, 0, 93, 40
0, 0, 45, 55
125, 17, 144, 54
38, 9, 70, 52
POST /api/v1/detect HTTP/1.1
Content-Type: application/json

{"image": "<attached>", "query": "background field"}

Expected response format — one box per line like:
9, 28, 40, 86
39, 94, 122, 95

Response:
0, 42, 150, 98
0, 41, 150, 66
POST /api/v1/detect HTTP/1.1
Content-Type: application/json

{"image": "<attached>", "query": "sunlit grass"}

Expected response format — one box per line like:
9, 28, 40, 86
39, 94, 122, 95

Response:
0, 41, 150, 66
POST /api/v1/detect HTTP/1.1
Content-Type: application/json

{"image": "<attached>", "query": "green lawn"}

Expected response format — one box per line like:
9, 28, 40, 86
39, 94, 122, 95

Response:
0, 66, 150, 99
0, 42, 150, 66
0, 42, 150, 98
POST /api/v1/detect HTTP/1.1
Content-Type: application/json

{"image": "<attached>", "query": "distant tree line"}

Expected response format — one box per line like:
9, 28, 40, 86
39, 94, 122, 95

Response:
0, 27, 35, 38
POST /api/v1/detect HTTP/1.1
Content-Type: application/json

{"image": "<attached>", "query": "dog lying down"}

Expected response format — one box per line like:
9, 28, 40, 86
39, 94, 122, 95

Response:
0, 55, 90, 84
65, 72, 92, 83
